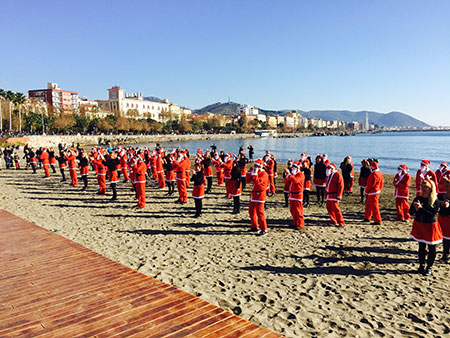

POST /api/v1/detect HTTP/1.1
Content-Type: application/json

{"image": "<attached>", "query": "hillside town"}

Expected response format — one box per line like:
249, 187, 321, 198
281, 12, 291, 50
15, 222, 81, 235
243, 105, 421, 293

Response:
0, 82, 442, 136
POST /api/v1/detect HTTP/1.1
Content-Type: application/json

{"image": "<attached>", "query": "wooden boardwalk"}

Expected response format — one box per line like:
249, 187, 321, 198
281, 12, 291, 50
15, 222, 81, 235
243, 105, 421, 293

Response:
0, 210, 282, 337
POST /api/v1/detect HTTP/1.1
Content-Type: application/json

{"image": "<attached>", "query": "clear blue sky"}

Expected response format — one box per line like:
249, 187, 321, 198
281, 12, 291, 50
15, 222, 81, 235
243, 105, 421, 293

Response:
1, 0, 449, 126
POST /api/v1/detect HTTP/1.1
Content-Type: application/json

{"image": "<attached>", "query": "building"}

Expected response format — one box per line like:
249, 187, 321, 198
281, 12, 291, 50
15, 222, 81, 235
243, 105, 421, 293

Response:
237, 105, 259, 116
28, 83, 79, 114
97, 86, 170, 122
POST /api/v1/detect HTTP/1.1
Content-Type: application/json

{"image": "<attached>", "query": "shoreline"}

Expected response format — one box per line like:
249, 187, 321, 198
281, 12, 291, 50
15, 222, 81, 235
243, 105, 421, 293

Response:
3, 132, 317, 149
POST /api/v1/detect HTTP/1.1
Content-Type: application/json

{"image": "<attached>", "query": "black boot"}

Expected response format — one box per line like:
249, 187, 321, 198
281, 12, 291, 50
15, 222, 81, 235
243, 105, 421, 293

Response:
232, 196, 240, 214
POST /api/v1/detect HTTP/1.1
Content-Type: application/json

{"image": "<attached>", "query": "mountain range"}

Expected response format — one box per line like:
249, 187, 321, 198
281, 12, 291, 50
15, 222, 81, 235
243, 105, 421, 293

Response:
193, 102, 429, 128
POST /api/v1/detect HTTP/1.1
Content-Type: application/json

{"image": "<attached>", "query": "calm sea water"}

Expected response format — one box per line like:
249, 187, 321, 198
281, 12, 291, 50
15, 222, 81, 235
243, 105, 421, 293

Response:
135, 131, 450, 174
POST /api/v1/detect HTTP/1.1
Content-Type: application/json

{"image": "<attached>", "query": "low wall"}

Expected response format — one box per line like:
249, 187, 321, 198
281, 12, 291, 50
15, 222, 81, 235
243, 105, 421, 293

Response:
21, 133, 259, 148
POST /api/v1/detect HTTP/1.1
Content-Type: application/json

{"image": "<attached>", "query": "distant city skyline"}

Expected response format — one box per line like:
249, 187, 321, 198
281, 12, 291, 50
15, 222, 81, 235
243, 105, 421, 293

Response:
1, 0, 449, 126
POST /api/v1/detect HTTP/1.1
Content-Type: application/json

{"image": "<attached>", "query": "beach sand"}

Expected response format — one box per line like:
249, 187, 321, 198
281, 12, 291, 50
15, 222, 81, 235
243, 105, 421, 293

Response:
1, 166, 449, 337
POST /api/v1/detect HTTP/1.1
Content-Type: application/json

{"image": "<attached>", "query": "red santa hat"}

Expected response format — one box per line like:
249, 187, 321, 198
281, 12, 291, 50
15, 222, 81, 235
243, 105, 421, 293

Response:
197, 148, 203, 155
226, 152, 232, 158
421, 160, 430, 167
254, 159, 264, 167
322, 153, 328, 158
292, 161, 301, 168
440, 162, 449, 169
398, 164, 409, 172
327, 163, 337, 170
370, 161, 379, 170
301, 152, 307, 157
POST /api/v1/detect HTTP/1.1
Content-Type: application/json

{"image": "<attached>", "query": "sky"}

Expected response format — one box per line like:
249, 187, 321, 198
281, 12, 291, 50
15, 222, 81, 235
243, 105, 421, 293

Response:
0, 0, 449, 126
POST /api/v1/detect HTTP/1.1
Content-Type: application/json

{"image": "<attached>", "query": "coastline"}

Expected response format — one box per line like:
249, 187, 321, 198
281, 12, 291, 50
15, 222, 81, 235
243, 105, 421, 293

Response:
2, 132, 317, 149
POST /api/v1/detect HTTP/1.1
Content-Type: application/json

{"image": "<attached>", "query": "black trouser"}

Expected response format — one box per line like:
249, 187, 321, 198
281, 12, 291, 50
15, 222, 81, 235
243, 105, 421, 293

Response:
206, 177, 212, 193
194, 198, 202, 216
360, 187, 365, 203
284, 193, 289, 206
240, 176, 246, 190
443, 239, 450, 258
303, 190, 310, 205
167, 181, 175, 195
50, 164, 56, 173
60, 168, 66, 180
31, 163, 37, 173
233, 196, 240, 213
418, 242, 436, 268
316, 187, 324, 203
111, 183, 117, 200
81, 175, 88, 189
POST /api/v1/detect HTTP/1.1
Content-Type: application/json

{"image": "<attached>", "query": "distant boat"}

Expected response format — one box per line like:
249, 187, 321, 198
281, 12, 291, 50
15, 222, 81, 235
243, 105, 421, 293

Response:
255, 130, 277, 137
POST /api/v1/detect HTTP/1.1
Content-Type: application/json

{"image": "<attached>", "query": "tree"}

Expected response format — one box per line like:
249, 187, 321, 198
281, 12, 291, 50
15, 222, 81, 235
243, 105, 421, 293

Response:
73, 115, 90, 133
5, 90, 15, 131
179, 118, 192, 133
114, 116, 130, 132
13, 92, 26, 132
97, 119, 113, 133
53, 115, 76, 132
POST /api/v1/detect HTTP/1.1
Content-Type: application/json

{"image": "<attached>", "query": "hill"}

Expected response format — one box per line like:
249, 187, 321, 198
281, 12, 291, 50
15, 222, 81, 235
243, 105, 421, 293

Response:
193, 102, 429, 128
300, 110, 429, 128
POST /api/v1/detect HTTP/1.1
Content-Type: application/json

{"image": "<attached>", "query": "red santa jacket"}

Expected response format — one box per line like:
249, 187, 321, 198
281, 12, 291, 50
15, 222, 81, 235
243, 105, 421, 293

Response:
415, 169, 438, 194
365, 169, 384, 195
264, 158, 275, 176
65, 154, 77, 169
133, 161, 147, 183
325, 171, 344, 201
172, 157, 187, 180
246, 169, 269, 203
221, 159, 233, 179
39, 151, 49, 165
393, 172, 411, 199
437, 170, 449, 194
286, 171, 305, 201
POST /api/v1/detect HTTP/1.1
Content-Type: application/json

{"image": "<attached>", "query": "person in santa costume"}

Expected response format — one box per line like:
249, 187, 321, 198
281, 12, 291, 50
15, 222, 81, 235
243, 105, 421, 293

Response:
237, 151, 248, 191
340, 155, 354, 195
93, 150, 107, 195
436, 162, 450, 200
393, 164, 411, 221
283, 160, 294, 207
104, 151, 120, 201
202, 151, 213, 193
155, 149, 166, 189
213, 153, 224, 186
415, 160, 438, 197
358, 159, 371, 204
221, 153, 233, 198
65, 148, 78, 186
163, 149, 176, 196
364, 159, 383, 225
132, 154, 147, 208
325, 163, 345, 227
172, 151, 188, 204
229, 159, 242, 214
438, 179, 450, 262
409, 179, 442, 276
119, 148, 130, 183
264, 150, 276, 196
246, 159, 270, 236
56, 150, 67, 181
78, 149, 89, 191
313, 155, 327, 206
301, 159, 312, 207
39, 147, 51, 178
191, 163, 205, 217
284, 161, 305, 230
48, 147, 57, 173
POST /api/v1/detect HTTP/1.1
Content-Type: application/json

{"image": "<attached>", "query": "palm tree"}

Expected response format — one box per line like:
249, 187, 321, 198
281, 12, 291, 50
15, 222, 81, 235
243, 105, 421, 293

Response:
14, 92, 26, 133
5, 90, 15, 131
0, 89, 5, 133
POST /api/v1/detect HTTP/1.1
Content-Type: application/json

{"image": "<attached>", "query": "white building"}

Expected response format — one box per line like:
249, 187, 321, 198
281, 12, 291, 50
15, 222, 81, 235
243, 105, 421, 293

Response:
237, 105, 259, 116
97, 86, 170, 122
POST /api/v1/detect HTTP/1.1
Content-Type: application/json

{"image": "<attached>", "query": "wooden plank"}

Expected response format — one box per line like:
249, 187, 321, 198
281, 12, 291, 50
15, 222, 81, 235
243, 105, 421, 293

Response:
0, 210, 282, 338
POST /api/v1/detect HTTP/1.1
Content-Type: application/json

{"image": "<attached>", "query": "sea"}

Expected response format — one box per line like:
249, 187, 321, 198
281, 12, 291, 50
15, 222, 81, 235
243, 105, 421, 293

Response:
135, 131, 450, 174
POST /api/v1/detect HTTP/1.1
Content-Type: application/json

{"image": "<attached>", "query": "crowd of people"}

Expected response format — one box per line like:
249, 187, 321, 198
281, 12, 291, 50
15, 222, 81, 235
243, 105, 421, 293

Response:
2, 142, 449, 276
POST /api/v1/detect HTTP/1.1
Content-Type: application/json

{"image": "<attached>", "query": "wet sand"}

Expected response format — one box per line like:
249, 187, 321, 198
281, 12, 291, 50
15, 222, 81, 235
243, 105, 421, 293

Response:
0, 166, 449, 337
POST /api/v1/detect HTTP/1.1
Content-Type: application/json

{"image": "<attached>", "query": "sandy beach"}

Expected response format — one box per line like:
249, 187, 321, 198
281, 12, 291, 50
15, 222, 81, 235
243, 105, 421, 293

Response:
1, 165, 449, 337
